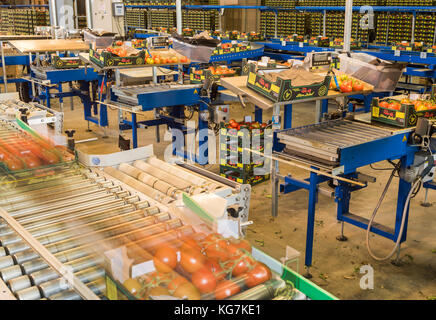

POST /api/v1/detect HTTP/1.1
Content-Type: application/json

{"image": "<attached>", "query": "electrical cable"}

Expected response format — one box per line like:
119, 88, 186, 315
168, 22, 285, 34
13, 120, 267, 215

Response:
366, 160, 422, 261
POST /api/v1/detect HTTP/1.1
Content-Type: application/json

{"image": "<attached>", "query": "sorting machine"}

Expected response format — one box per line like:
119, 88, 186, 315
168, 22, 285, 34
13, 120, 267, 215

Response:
272, 116, 436, 275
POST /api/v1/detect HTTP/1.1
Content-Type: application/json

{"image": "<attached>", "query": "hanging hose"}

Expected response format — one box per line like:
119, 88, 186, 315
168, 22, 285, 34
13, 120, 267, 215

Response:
366, 162, 422, 261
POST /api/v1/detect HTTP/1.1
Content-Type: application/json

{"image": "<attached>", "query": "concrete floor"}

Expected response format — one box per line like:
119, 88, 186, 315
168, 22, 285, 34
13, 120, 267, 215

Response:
15, 85, 436, 300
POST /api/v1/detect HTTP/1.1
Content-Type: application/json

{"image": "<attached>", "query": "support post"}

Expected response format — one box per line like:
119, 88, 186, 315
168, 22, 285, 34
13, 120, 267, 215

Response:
304, 169, 319, 277
1, 41, 7, 93
343, 0, 353, 52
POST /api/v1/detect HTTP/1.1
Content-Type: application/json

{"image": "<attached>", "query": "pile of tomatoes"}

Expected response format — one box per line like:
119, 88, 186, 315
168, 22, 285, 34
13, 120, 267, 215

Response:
330, 74, 364, 93
198, 66, 236, 76
145, 53, 189, 65
105, 46, 128, 58
123, 233, 272, 300
0, 134, 62, 171
226, 119, 268, 131
379, 98, 436, 112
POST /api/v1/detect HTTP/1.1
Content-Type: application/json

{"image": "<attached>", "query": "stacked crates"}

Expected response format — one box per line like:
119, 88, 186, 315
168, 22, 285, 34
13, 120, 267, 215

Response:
325, 12, 344, 39
415, 13, 436, 44
182, 10, 218, 31
125, 8, 147, 29
260, 11, 306, 37
376, 13, 413, 43
219, 124, 271, 186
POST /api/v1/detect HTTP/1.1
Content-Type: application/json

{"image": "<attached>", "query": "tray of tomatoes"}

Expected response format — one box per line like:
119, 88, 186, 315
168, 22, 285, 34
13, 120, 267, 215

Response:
190, 66, 237, 84
111, 232, 276, 300
329, 72, 370, 94
224, 119, 268, 132
371, 97, 436, 128
0, 131, 68, 173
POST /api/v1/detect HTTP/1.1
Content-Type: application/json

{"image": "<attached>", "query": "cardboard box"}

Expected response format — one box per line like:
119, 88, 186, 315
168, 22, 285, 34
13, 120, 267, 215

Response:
371, 97, 436, 128
246, 63, 331, 103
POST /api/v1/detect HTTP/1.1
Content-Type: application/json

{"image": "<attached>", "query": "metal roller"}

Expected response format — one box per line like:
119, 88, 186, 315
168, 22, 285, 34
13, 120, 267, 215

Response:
49, 290, 82, 300
104, 167, 173, 204
10, 190, 124, 219
0, 255, 15, 269
23, 201, 137, 231
0, 264, 23, 282
15, 286, 42, 300
132, 160, 191, 191
38, 267, 104, 298
2, 188, 120, 213
0, 246, 5, 257
119, 163, 179, 197
8, 275, 32, 292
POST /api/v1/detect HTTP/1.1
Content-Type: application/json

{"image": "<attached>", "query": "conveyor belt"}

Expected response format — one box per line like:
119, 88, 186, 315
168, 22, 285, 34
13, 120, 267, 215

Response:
0, 166, 189, 300
277, 119, 393, 167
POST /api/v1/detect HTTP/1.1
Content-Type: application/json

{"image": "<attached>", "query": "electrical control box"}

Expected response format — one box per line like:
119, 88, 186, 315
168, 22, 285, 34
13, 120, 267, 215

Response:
112, 3, 124, 17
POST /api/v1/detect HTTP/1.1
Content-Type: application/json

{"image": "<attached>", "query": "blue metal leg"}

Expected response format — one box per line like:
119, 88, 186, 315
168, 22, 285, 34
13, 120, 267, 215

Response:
58, 84, 63, 111
395, 177, 412, 243
131, 112, 138, 149
197, 103, 209, 165
254, 106, 262, 123
305, 169, 319, 274
321, 99, 328, 115
45, 87, 50, 109
363, 94, 372, 113
284, 104, 292, 129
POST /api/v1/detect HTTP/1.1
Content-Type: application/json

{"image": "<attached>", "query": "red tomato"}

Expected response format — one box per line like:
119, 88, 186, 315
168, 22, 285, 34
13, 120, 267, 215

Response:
153, 245, 178, 273
192, 268, 217, 294
340, 83, 352, 93
22, 155, 42, 169
180, 249, 205, 273
167, 275, 189, 291
204, 243, 228, 262
214, 280, 241, 300
245, 262, 272, 288
352, 82, 364, 92
3, 156, 24, 171
379, 101, 389, 108
225, 254, 255, 277
230, 239, 252, 254
180, 236, 203, 253
204, 258, 225, 281
389, 102, 401, 111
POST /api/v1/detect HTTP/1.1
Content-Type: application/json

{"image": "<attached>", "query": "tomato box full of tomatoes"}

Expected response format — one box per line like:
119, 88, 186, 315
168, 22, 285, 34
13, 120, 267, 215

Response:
246, 63, 331, 103
371, 97, 436, 128
190, 66, 237, 84
309, 36, 330, 48
103, 232, 277, 300
329, 72, 370, 93
89, 46, 146, 68
213, 42, 251, 56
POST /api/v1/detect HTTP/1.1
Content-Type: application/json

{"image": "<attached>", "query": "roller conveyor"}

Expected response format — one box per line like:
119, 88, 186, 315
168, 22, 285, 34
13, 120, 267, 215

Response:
276, 119, 394, 168
0, 150, 253, 300
0, 163, 198, 300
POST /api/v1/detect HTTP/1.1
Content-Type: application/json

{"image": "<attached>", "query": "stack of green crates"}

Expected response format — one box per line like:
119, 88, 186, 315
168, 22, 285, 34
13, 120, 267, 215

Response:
325, 12, 344, 39
260, 11, 306, 37
376, 13, 413, 43
125, 8, 147, 29
219, 124, 271, 186
182, 10, 218, 31
415, 13, 436, 45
